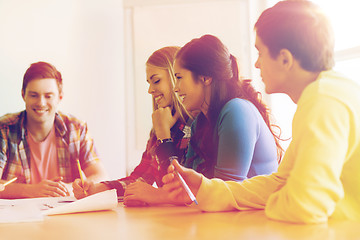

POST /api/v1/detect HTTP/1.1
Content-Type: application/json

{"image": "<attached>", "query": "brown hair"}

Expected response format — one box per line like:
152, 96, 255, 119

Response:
255, 0, 334, 72
176, 34, 283, 165
22, 61, 63, 95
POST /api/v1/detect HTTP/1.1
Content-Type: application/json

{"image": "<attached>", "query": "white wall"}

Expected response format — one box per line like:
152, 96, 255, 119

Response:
0, 0, 126, 179
1, 0, 292, 179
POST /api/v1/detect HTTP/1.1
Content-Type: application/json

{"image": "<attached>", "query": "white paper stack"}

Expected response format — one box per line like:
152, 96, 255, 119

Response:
42, 189, 118, 216
0, 189, 118, 223
0, 204, 44, 223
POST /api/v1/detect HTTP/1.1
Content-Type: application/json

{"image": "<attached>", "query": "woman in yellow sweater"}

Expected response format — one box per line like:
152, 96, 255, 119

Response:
162, 1, 360, 224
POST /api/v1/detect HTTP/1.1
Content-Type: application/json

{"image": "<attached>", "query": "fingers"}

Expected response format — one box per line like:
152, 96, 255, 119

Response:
123, 198, 147, 207
72, 178, 89, 199
74, 178, 91, 191
51, 176, 63, 182
47, 190, 65, 197
162, 172, 175, 185
159, 106, 172, 114
167, 163, 175, 175
126, 182, 137, 189
123, 182, 149, 206
123, 188, 143, 206
58, 181, 70, 196
40, 186, 66, 197
124, 182, 142, 196
72, 178, 82, 188
47, 181, 68, 197
82, 180, 91, 192
162, 174, 182, 192
152, 107, 176, 137
124, 188, 133, 197
74, 190, 87, 199
72, 179, 83, 191
73, 190, 87, 199
171, 159, 183, 173
164, 180, 182, 193
168, 186, 186, 201
162, 160, 181, 184
47, 176, 69, 196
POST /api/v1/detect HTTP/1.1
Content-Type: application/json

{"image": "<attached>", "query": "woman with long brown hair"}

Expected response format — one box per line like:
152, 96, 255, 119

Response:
155, 34, 282, 182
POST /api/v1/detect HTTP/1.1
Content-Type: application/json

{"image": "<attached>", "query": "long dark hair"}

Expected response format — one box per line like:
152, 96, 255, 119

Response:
176, 35, 283, 170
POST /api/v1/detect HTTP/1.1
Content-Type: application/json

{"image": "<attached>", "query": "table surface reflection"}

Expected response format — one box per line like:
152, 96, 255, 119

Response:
0, 203, 359, 240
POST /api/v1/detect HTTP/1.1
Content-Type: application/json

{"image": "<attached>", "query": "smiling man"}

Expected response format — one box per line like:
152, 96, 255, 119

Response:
0, 61, 107, 198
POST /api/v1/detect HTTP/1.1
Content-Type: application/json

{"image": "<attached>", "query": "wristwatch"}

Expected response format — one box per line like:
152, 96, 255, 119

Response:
156, 138, 173, 146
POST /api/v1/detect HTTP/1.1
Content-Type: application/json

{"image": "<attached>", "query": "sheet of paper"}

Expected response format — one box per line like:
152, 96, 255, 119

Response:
0, 189, 117, 223
42, 189, 118, 216
0, 204, 44, 223
0, 196, 76, 223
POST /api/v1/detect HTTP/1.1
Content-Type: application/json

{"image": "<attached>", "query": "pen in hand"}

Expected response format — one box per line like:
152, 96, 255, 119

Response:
0, 177, 18, 191
169, 157, 198, 205
4, 177, 17, 187
76, 160, 88, 196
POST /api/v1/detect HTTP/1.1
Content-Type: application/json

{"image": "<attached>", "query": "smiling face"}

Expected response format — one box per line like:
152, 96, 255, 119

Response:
173, 60, 206, 113
254, 35, 287, 94
22, 78, 62, 126
146, 66, 173, 108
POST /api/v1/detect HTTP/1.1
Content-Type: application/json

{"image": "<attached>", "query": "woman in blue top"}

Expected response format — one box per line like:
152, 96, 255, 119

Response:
155, 34, 283, 182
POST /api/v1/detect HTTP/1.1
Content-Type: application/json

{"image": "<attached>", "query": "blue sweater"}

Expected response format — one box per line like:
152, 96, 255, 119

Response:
184, 98, 278, 181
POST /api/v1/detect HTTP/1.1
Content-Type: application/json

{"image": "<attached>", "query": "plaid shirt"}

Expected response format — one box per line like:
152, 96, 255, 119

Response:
0, 111, 100, 183
102, 118, 191, 196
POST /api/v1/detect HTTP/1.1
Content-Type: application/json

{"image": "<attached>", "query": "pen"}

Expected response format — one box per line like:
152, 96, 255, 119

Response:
169, 157, 198, 205
0, 177, 17, 191
76, 159, 88, 196
3, 177, 17, 187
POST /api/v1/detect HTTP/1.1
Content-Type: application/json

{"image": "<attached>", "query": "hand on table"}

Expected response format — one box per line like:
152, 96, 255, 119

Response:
28, 176, 70, 197
72, 178, 94, 199
72, 179, 111, 199
124, 181, 159, 206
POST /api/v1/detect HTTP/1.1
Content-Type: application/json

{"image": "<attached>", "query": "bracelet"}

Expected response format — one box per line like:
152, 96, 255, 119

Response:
156, 138, 173, 147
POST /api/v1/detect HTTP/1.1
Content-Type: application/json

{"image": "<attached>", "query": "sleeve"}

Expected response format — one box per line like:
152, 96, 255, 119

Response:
214, 100, 259, 181
155, 141, 177, 179
154, 118, 188, 164
155, 121, 190, 182
0, 128, 8, 177
103, 137, 159, 196
155, 142, 176, 163
191, 95, 349, 224
78, 122, 101, 168
265, 96, 348, 223
192, 172, 284, 211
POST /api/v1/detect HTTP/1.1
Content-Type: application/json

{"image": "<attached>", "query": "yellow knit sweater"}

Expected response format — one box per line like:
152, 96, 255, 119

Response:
193, 71, 360, 224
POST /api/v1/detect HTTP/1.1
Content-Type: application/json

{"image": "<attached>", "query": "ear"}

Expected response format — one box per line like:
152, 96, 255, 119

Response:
200, 76, 212, 86
278, 49, 294, 70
